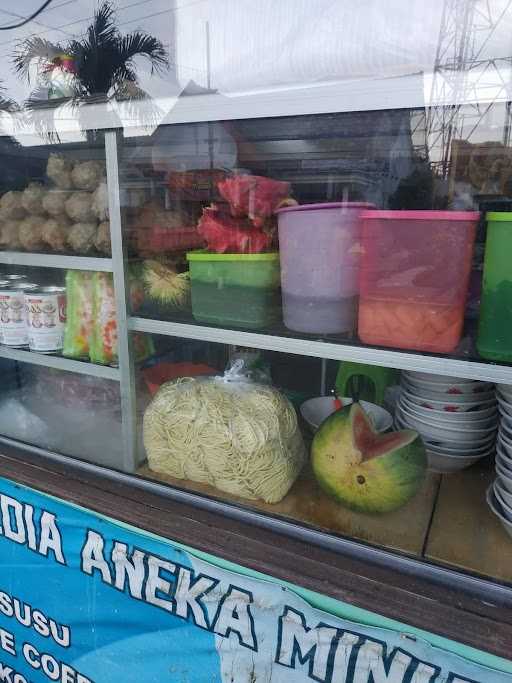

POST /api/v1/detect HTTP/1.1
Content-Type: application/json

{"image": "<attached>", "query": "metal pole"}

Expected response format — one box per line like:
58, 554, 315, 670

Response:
104, 130, 138, 473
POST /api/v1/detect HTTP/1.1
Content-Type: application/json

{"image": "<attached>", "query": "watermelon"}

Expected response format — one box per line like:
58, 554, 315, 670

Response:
312, 403, 427, 514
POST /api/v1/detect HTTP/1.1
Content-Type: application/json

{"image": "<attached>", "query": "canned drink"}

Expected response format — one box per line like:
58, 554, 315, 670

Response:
0, 283, 8, 342
0, 282, 38, 347
25, 286, 66, 353
0, 277, 28, 343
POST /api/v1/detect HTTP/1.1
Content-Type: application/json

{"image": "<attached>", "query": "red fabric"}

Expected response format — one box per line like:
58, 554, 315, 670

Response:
198, 207, 272, 253
218, 175, 290, 227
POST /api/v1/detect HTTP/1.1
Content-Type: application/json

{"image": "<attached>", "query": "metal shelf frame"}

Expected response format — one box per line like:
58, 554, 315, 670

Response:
0, 252, 113, 271
0, 345, 119, 381
129, 317, 512, 385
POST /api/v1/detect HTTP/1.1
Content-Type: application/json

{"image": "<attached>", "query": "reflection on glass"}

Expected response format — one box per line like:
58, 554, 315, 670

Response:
121, 105, 512, 363
11, 1, 169, 142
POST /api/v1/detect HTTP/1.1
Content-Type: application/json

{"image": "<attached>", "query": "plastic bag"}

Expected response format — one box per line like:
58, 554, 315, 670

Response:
143, 359, 306, 504
63, 270, 94, 358
64, 270, 153, 365
90, 272, 118, 365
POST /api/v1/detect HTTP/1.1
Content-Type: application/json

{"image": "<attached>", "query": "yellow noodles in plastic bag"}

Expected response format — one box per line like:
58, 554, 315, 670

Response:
143, 372, 306, 504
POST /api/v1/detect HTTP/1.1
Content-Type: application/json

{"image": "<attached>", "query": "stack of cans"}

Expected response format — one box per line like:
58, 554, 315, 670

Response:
0, 274, 67, 353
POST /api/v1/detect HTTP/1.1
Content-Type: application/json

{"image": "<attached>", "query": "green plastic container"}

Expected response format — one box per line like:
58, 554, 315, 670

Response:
477, 212, 512, 361
187, 251, 281, 329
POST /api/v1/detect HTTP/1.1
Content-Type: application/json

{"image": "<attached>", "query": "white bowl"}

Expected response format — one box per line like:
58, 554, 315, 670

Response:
405, 371, 475, 384
500, 422, 512, 442
486, 486, 512, 539
496, 462, 512, 486
396, 405, 497, 444
300, 397, 393, 433
425, 439, 494, 456
496, 448, 512, 473
426, 449, 489, 473
403, 376, 494, 396
494, 478, 512, 510
496, 473, 512, 495
498, 401, 512, 419
499, 411, 512, 430
497, 385, 512, 401
497, 437, 512, 458
493, 485, 512, 522
497, 443, 512, 468
394, 414, 490, 454
401, 388, 496, 413
398, 395, 498, 426
402, 378, 495, 404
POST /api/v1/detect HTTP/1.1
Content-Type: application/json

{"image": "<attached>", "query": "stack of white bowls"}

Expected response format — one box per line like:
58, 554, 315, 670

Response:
395, 371, 497, 473
488, 384, 512, 538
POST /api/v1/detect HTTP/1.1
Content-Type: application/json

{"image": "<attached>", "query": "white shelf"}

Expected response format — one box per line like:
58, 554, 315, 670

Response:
129, 317, 512, 385
0, 252, 113, 271
0, 346, 120, 381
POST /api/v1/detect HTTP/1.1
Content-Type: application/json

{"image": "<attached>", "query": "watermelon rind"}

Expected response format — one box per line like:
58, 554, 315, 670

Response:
311, 403, 427, 514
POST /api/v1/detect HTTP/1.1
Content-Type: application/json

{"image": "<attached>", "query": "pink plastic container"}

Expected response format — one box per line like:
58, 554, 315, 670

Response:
277, 202, 373, 334
358, 210, 479, 353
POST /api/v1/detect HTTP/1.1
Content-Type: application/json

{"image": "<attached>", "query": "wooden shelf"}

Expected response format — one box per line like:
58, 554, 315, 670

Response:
137, 464, 441, 558
425, 462, 512, 583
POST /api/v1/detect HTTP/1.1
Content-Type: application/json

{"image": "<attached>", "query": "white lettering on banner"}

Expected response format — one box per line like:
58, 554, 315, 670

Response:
275, 607, 448, 683
145, 555, 176, 612
1, 498, 24, 544
38, 511, 66, 565
0, 496, 65, 565
0, 591, 70, 648
80, 531, 112, 582
112, 542, 145, 600
0, 662, 27, 683
1, 486, 509, 683
331, 633, 361, 682
0, 630, 15, 657
79, 529, 256, 648
174, 569, 217, 629
410, 662, 440, 682
22, 643, 92, 683
276, 606, 339, 681
211, 587, 257, 651
352, 641, 413, 682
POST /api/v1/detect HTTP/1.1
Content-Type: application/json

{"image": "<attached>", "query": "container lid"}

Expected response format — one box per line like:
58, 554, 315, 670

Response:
486, 211, 512, 222
360, 210, 481, 220
187, 250, 279, 262
276, 201, 374, 214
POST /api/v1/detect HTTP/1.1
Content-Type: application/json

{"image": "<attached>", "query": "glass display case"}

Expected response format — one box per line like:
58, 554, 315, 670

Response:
0, 0, 512, 653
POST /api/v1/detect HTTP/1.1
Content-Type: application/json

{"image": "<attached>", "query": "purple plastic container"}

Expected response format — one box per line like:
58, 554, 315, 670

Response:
277, 202, 373, 334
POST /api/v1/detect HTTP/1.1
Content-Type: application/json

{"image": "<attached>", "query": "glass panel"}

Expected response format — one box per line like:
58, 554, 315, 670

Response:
133, 334, 507, 584
0, 0, 510, 590
0, 359, 123, 467
120, 106, 511, 366
0, 135, 107, 257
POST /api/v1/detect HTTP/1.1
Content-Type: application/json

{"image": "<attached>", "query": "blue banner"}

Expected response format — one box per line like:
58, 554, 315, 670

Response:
0, 476, 510, 683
